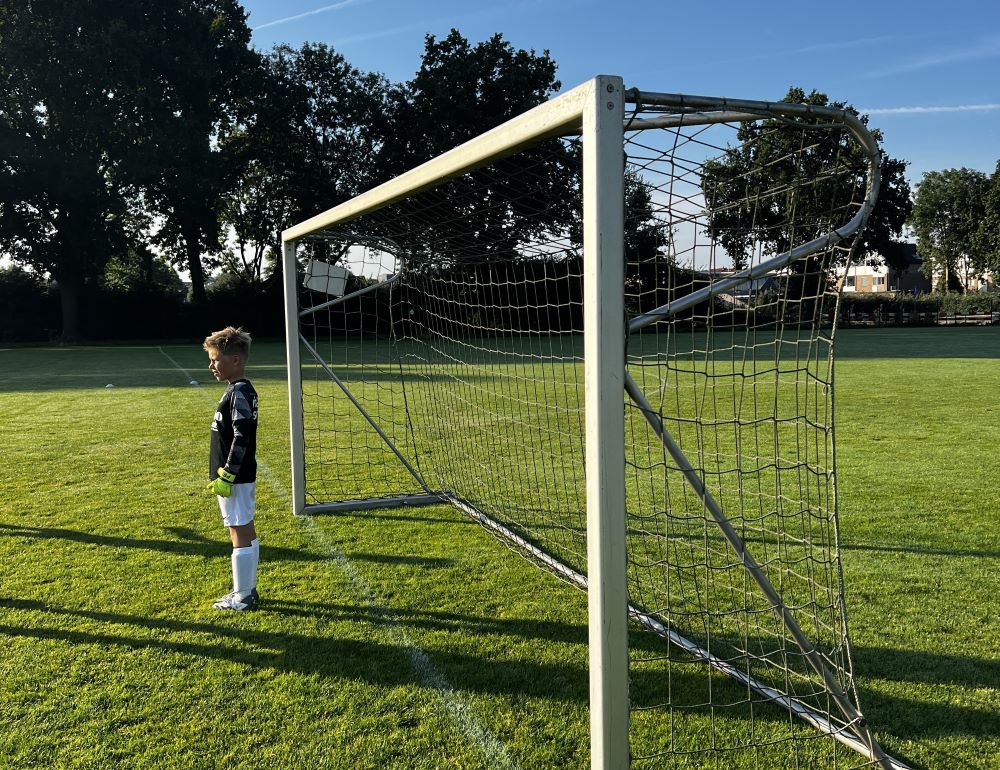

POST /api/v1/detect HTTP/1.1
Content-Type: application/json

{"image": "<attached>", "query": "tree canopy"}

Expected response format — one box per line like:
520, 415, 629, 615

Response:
131, 0, 258, 305
219, 42, 390, 283
0, 0, 151, 339
2, 7, 998, 341
371, 30, 576, 266
974, 160, 1000, 280
701, 87, 912, 273
910, 167, 991, 291
0, 0, 257, 335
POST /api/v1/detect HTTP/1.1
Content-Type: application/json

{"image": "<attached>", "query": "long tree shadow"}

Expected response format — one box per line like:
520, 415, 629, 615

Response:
852, 644, 1000, 691
0, 596, 588, 703
0, 594, 994, 759
839, 536, 1000, 560
0, 523, 457, 570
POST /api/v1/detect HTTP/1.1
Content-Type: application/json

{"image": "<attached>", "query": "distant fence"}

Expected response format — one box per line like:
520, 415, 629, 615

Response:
841, 309, 1000, 327
839, 294, 1000, 328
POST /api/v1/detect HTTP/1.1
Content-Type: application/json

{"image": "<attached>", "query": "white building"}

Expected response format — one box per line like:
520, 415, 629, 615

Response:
835, 244, 931, 295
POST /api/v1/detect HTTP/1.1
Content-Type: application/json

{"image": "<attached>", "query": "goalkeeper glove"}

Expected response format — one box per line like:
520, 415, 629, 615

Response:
207, 468, 237, 497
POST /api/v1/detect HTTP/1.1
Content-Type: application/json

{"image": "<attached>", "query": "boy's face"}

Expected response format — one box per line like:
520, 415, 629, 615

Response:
207, 348, 243, 383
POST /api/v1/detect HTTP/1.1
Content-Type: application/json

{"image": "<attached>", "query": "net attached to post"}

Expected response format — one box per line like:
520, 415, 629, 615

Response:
291, 87, 903, 769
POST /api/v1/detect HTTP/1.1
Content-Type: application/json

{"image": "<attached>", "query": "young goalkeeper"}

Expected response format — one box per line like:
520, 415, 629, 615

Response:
203, 326, 260, 611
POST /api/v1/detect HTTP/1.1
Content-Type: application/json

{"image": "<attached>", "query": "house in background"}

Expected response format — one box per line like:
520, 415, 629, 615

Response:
835, 244, 931, 295
929, 252, 997, 293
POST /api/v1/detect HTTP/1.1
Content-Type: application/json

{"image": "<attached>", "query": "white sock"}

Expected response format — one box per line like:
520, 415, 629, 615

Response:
232, 546, 256, 600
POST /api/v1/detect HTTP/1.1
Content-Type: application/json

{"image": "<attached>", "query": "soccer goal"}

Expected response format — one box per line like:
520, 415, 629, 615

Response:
281, 76, 909, 770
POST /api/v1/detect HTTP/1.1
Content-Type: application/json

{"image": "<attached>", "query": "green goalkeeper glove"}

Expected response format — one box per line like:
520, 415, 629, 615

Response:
206, 468, 237, 497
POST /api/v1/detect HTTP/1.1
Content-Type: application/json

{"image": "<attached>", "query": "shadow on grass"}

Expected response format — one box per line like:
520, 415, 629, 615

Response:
0, 593, 995, 760
833, 327, 1000, 360
0, 524, 452, 570
5, 328, 996, 394
840, 539, 1000, 560
853, 644, 1000, 692
0, 596, 591, 704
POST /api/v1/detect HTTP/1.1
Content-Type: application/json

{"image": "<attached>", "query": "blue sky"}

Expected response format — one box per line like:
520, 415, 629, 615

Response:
240, 0, 1000, 186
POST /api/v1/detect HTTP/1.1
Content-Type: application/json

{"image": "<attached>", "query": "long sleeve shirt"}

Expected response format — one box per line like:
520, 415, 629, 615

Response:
209, 379, 258, 483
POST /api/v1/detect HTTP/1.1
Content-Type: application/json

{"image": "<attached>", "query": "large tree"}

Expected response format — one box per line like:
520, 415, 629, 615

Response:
136, 0, 258, 304
0, 0, 148, 339
219, 42, 390, 285
701, 87, 911, 274
974, 160, 1000, 281
374, 29, 576, 266
0, 0, 257, 337
910, 167, 990, 292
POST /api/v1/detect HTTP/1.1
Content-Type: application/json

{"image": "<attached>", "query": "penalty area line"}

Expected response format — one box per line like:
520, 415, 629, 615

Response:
156, 346, 521, 770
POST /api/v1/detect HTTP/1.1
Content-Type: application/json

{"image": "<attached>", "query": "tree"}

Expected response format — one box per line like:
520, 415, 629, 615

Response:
976, 160, 1000, 280
374, 30, 576, 266
910, 167, 990, 292
0, 0, 258, 337
701, 88, 911, 275
0, 0, 148, 339
136, 0, 258, 305
219, 42, 390, 285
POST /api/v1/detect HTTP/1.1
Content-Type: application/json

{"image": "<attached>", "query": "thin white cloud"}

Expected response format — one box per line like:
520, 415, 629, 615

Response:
715, 35, 899, 66
862, 103, 1000, 115
251, 0, 370, 32
869, 35, 1000, 77
331, 0, 554, 48
333, 19, 432, 47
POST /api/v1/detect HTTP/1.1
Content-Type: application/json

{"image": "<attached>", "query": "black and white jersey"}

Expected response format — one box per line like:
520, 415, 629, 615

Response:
209, 379, 258, 483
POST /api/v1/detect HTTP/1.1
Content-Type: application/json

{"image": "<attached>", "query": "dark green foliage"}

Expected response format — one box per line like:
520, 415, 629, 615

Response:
910, 167, 991, 292
839, 291, 1000, 327
701, 87, 911, 271
979, 160, 1000, 276
220, 42, 391, 281
0, 0, 148, 339
383, 29, 561, 169
135, 1, 259, 305
0, 266, 59, 341
374, 31, 576, 267
0, 0, 256, 338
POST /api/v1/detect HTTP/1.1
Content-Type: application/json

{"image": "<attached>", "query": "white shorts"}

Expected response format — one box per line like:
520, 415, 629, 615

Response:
217, 482, 256, 527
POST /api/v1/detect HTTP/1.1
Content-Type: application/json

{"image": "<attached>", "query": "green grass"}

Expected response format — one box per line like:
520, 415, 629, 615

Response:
0, 328, 998, 769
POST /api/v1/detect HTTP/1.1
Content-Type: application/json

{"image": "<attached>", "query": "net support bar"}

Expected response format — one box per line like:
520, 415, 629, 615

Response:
625, 94, 881, 334
299, 335, 434, 497
622, 371, 897, 770
448, 495, 910, 770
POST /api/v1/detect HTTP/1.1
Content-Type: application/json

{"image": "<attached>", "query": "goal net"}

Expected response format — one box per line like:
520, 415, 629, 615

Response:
282, 78, 905, 769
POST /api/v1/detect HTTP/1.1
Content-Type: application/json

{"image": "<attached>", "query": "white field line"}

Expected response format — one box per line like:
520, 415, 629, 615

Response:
156, 346, 521, 770
157, 346, 198, 382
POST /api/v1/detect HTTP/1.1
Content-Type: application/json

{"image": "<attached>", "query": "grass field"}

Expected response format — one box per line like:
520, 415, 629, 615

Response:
0, 328, 997, 769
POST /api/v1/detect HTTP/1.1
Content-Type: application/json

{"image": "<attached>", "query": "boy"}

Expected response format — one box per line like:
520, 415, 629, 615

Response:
203, 326, 260, 611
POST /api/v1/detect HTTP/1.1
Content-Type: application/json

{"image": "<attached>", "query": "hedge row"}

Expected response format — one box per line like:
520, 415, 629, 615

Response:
839, 291, 1000, 326
0, 267, 286, 343
2, 265, 997, 343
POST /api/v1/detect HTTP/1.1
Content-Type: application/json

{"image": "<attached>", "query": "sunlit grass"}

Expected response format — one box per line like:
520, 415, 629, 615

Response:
0, 328, 997, 769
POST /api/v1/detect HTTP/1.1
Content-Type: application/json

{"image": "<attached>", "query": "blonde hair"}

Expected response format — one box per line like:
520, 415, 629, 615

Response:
203, 326, 252, 359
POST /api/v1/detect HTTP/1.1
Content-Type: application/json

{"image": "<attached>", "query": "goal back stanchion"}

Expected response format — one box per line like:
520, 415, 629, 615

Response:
282, 77, 909, 769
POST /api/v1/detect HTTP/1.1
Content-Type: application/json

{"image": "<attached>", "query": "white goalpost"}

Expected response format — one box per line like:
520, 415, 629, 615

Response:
281, 76, 909, 769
